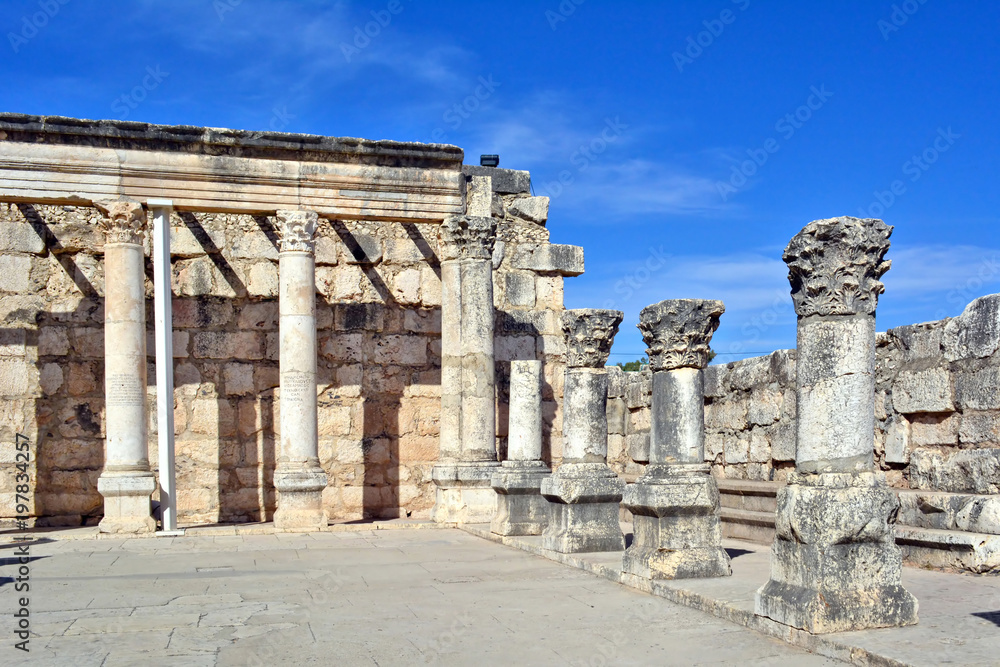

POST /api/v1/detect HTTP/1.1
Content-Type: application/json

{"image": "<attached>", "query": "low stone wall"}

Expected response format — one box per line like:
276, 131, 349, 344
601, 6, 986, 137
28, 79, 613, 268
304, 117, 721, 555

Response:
0, 170, 578, 526
608, 294, 1000, 537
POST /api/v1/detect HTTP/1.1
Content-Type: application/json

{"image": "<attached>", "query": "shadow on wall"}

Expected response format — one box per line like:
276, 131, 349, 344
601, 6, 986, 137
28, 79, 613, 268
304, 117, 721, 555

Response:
8, 204, 461, 527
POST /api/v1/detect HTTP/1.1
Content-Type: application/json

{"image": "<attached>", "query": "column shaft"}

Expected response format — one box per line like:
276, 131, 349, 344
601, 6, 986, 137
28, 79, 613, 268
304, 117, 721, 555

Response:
508, 360, 543, 461
96, 200, 155, 534
650, 367, 704, 465
438, 259, 462, 460
459, 257, 496, 462
562, 368, 608, 463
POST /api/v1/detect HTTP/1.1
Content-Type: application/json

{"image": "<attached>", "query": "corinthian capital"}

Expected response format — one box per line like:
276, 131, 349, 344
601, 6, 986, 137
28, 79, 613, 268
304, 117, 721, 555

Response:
639, 299, 724, 371
784, 216, 892, 317
439, 215, 496, 261
95, 200, 146, 245
561, 308, 624, 368
276, 210, 319, 253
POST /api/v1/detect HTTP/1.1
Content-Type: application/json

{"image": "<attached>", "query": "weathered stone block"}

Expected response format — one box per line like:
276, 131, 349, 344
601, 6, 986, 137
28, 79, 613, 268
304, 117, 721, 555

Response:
955, 367, 1000, 410
0, 222, 45, 254
0, 255, 32, 293
729, 356, 771, 391
703, 365, 728, 398
246, 261, 278, 298
229, 231, 278, 260
606, 397, 627, 436
341, 233, 382, 264
315, 235, 338, 265
535, 276, 563, 309
223, 363, 254, 396
909, 413, 958, 447
770, 421, 796, 462
192, 332, 264, 360
943, 294, 1000, 360
390, 268, 421, 305
627, 432, 649, 463
892, 368, 954, 413
462, 165, 531, 194
373, 335, 426, 366
724, 434, 750, 464
748, 390, 782, 426
510, 243, 584, 276
885, 416, 910, 464
504, 271, 535, 307
959, 411, 1000, 444
169, 225, 226, 257
507, 196, 549, 224
494, 335, 535, 362
910, 447, 1000, 494
541, 463, 625, 553
491, 462, 551, 536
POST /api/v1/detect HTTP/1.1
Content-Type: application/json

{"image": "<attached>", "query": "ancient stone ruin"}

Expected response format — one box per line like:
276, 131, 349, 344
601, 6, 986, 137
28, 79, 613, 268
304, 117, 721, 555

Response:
3, 113, 1000, 639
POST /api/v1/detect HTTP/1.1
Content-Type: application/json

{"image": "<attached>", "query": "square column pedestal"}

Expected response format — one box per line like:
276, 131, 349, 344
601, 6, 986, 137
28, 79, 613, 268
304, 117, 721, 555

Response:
273, 467, 328, 532
622, 464, 731, 579
491, 461, 551, 536
755, 471, 918, 633
432, 462, 501, 524
97, 473, 157, 534
541, 463, 625, 553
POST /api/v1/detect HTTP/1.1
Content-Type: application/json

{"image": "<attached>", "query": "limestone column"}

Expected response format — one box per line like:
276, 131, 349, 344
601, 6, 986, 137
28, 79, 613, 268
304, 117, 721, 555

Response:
273, 210, 328, 532
431, 207, 500, 523
755, 216, 918, 633
622, 299, 731, 579
541, 309, 625, 553
95, 200, 156, 534
491, 360, 550, 536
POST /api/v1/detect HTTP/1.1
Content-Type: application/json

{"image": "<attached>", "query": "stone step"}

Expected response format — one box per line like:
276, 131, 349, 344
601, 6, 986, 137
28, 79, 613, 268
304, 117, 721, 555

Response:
895, 489, 1000, 535
716, 479, 780, 514
894, 525, 1000, 574
720, 507, 775, 545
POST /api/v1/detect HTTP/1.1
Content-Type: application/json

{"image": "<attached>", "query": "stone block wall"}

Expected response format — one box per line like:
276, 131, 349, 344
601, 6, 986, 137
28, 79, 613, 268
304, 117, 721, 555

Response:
0, 172, 577, 526
607, 294, 1000, 535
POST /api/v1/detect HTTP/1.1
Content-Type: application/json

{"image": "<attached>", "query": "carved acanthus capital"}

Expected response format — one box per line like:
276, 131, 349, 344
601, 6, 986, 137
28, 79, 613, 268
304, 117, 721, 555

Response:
638, 299, 724, 371
439, 215, 496, 261
784, 216, 892, 317
95, 200, 146, 245
561, 308, 624, 368
276, 210, 319, 253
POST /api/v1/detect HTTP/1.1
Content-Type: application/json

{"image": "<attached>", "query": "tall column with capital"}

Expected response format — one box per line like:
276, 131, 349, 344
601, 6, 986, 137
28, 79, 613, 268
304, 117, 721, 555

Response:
541, 309, 625, 553
755, 216, 918, 633
622, 299, 731, 579
273, 210, 328, 532
431, 195, 501, 523
95, 200, 156, 534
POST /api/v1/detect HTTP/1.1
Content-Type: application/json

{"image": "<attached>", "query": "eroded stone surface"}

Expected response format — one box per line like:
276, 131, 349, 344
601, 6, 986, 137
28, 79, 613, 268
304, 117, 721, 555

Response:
638, 299, 724, 371
561, 309, 623, 369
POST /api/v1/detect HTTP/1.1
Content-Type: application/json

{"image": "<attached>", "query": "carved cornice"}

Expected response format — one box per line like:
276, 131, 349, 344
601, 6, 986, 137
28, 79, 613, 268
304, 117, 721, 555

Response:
276, 210, 318, 253
639, 299, 724, 371
94, 200, 146, 245
439, 215, 496, 261
561, 308, 624, 368
784, 216, 892, 317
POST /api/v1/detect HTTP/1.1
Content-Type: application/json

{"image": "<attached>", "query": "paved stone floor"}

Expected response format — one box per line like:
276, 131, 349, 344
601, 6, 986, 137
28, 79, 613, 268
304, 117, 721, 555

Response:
1, 528, 842, 666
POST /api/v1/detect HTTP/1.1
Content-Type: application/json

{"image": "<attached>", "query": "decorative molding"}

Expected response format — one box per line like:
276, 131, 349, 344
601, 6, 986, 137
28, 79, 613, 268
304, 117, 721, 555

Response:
439, 215, 497, 261
639, 299, 724, 371
561, 309, 624, 368
94, 200, 146, 245
784, 216, 892, 317
276, 210, 319, 253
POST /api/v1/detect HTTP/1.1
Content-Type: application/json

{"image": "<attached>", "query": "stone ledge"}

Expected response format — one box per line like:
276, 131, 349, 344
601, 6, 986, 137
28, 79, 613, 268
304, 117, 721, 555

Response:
894, 525, 1000, 574
460, 524, 922, 667
510, 243, 584, 276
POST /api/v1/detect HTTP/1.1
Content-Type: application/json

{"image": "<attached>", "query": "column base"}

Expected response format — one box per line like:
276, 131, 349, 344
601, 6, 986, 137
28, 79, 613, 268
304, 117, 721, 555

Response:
541, 463, 625, 553
431, 461, 501, 524
98, 472, 156, 534
755, 471, 919, 634
273, 466, 328, 533
622, 464, 732, 580
491, 461, 551, 536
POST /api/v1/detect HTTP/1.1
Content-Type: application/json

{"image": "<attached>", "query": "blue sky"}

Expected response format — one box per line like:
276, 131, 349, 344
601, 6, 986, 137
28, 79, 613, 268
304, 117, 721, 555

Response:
3, 0, 999, 362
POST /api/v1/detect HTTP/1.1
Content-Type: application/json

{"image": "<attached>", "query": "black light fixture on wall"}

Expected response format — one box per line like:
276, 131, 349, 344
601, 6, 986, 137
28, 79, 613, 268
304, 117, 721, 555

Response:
480, 154, 499, 167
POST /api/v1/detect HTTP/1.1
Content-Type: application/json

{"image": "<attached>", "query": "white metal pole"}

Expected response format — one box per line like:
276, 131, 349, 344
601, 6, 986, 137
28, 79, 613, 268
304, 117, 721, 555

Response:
148, 199, 178, 532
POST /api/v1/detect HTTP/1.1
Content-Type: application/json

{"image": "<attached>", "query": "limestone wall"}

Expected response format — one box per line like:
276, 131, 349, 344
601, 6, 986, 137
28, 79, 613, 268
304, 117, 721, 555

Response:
0, 176, 576, 526
607, 295, 1000, 532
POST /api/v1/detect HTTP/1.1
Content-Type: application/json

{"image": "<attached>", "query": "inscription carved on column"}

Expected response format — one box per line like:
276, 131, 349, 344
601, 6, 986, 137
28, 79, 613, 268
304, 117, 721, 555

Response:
282, 372, 312, 404
638, 299, 724, 371
276, 210, 319, 253
784, 216, 892, 318
561, 308, 624, 368
106, 372, 145, 407
95, 200, 147, 245
439, 215, 496, 261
